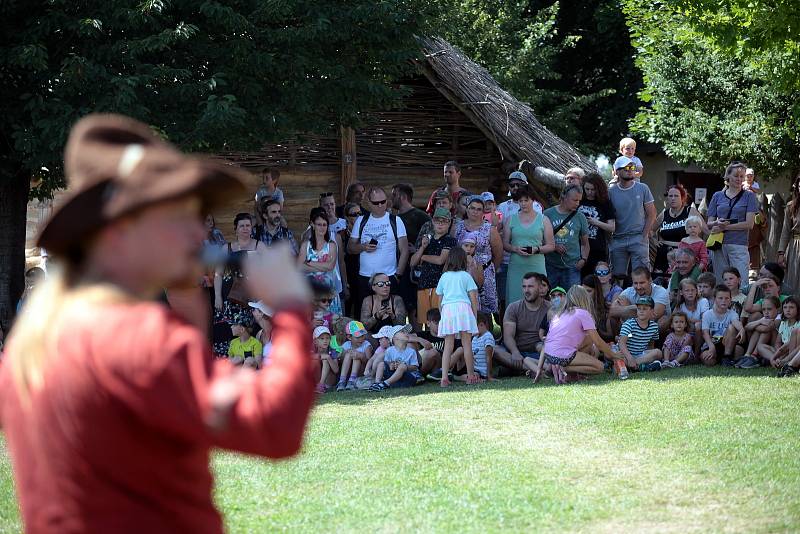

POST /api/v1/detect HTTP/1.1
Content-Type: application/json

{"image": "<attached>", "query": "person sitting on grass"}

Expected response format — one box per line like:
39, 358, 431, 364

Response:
696, 272, 717, 302
743, 273, 787, 323
531, 285, 621, 385
370, 331, 422, 391
448, 312, 497, 381
250, 300, 274, 364
610, 267, 671, 335
227, 312, 262, 368
700, 285, 746, 367
774, 335, 800, 377
668, 248, 701, 301
619, 296, 664, 372
313, 326, 339, 394
336, 321, 373, 391
757, 296, 800, 369
743, 295, 780, 365
408, 308, 461, 380
722, 267, 747, 316
662, 311, 694, 367
363, 325, 394, 384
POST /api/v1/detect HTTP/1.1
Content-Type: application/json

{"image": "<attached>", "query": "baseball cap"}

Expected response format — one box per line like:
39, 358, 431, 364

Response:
248, 300, 273, 317
550, 286, 566, 296
635, 295, 655, 308
374, 325, 393, 339
346, 320, 368, 337
313, 326, 331, 338
432, 207, 452, 220
231, 311, 254, 329
614, 156, 636, 170
480, 191, 495, 202
507, 171, 528, 183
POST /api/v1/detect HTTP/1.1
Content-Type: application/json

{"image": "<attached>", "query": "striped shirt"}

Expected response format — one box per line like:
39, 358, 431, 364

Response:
620, 318, 659, 356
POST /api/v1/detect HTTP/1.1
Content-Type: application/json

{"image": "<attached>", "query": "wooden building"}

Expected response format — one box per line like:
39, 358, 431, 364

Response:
212, 36, 594, 238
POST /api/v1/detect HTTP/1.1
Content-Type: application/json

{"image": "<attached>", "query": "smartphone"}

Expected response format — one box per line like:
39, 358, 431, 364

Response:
381, 298, 390, 308
244, 350, 253, 358
726, 218, 739, 224
522, 246, 533, 254
369, 238, 378, 246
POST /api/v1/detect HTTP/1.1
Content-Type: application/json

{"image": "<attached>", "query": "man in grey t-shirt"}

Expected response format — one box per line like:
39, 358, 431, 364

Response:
608, 157, 656, 275
494, 272, 550, 374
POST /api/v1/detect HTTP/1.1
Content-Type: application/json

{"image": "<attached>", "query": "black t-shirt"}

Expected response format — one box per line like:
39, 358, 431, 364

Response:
578, 199, 615, 252
659, 205, 690, 243
399, 207, 432, 246
417, 330, 461, 352
414, 234, 457, 289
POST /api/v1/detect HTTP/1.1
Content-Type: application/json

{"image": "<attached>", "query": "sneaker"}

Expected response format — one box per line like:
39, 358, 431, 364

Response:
645, 361, 662, 372
721, 357, 735, 367
662, 360, 677, 368
345, 378, 357, 391
369, 381, 389, 391
779, 365, 798, 378
427, 368, 443, 381
737, 356, 760, 369
355, 376, 374, 390
335, 381, 347, 392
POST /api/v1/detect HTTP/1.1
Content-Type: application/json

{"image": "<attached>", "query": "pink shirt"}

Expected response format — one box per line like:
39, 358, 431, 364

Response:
678, 240, 709, 271
545, 308, 596, 357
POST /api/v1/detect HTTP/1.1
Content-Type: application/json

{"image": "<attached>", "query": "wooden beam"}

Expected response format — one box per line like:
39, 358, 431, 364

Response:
340, 126, 357, 200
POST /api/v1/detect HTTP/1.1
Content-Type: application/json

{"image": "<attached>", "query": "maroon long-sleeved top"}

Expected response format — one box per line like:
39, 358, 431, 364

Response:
0, 302, 315, 533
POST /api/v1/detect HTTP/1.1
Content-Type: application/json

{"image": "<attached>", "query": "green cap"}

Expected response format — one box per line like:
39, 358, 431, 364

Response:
432, 207, 452, 220
550, 286, 566, 295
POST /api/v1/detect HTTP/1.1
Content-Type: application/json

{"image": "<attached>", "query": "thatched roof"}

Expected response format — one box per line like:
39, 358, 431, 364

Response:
416, 36, 596, 190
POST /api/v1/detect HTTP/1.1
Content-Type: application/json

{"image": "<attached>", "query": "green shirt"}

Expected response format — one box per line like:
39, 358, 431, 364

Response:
543, 206, 588, 268
669, 265, 701, 291
228, 336, 263, 359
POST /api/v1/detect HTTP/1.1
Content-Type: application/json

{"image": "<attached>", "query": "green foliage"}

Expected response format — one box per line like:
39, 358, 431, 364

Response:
0, 0, 435, 196
434, 0, 642, 155
623, 0, 800, 176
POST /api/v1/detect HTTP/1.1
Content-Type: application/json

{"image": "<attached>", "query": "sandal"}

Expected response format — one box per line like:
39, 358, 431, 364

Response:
369, 381, 389, 391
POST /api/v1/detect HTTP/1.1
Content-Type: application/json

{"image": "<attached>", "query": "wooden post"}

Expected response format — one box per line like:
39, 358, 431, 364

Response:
340, 126, 357, 200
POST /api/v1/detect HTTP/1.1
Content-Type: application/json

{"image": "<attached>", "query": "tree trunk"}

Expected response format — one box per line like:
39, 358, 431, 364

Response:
0, 170, 31, 335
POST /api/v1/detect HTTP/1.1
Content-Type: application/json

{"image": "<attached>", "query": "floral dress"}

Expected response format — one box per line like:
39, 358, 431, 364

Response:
454, 219, 498, 313
305, 240, 343, 314
212, 244, 255, 356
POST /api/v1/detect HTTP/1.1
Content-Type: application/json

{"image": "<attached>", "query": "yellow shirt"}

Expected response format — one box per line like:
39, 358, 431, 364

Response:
228, 336, 263, 359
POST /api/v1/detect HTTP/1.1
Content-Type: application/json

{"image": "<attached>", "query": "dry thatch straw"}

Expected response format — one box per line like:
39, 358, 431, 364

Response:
416, 36, 596, 190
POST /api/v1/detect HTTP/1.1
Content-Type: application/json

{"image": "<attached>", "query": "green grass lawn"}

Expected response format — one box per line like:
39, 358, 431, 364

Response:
1, 367, 799, 532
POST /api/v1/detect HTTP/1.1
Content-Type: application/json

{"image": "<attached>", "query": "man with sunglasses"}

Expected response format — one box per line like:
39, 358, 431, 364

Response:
608, 156, 656, 276
348, 187, 409, 319
496, 171, 543, 313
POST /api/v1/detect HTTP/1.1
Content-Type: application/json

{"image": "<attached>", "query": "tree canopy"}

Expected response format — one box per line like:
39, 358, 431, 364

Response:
622, 0, 799, 176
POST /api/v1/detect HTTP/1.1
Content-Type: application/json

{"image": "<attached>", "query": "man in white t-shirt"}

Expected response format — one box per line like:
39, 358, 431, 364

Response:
348, 187, 409, 319
610, 266, 671, 334
496, 171, 543, 312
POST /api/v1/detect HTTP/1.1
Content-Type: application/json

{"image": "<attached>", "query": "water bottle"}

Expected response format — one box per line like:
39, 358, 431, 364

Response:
610, 343, 629, 380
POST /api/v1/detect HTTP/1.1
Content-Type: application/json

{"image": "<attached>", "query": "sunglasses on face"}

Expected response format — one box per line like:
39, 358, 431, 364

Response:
373, 281, 391, 287
371, 199, 387, 206
595, 269, 610, 276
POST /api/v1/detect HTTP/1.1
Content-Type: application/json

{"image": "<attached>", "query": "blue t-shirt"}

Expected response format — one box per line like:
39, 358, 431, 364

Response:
706, 189, 758, 246
471, 331, 495, 375
384, 346, 418, 367
436, 271, 478, 307
701, 308, 739, 338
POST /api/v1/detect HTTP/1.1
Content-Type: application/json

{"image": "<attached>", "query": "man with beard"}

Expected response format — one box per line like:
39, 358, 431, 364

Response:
253, 198, 298, 255
609, 157, 656, 276
493, 272, 551, 373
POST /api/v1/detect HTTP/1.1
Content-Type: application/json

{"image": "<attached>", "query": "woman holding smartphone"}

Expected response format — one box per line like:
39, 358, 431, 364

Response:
503, 184, 555, 304
360, 272, 407, 334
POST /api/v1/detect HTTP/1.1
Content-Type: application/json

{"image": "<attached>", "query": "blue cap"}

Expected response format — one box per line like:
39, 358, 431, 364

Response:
614, 156, 636, 170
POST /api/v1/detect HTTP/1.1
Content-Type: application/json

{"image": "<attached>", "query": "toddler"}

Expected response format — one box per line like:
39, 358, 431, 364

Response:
370, 332, 422, 391
662, 311, 693, 367
619, 296, 663, 371
613, 137, 644, 180
336, 321, 373, 391
313, 326, 339, 393
363, 325, 398, 383
743, 295, 780, 365
679, 216, 708, 271
254, 167, 284, 206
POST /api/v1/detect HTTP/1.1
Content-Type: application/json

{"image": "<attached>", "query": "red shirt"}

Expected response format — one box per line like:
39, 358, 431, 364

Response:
0, 302, 315, 533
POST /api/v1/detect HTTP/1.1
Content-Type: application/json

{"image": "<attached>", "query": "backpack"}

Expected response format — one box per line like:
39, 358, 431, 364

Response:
357, 212, 400, 260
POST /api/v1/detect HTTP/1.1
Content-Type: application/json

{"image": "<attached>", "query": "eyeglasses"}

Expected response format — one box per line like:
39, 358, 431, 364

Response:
595, 269, 610, 276
371, 199, 387, 206
346, 212, 360, 217
373, 281, 391, 287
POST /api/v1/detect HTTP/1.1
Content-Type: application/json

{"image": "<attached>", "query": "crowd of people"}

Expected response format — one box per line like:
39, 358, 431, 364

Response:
191, 139, 800, 390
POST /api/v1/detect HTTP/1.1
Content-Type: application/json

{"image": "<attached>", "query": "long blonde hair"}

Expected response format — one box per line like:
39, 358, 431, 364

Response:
7, 264, 133, 400
556, 285, 595, 319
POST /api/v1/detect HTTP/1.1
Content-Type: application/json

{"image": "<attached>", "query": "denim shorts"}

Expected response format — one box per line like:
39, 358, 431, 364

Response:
544, 352, 576, 366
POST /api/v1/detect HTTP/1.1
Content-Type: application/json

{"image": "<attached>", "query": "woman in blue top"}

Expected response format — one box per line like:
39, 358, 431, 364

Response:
502, 184, 555, 305
707, 162, 758, 288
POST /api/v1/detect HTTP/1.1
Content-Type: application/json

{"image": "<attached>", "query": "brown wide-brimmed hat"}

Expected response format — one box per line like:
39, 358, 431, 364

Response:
37, 113, 248, 255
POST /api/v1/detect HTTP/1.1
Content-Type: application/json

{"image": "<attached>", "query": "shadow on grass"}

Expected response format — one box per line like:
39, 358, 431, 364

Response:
316, 365, 783, 407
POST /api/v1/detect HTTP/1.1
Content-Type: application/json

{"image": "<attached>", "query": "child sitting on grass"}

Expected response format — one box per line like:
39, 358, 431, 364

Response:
313, 326, 339, 393
662, 311, 694, 367
696, 272, 717, 302
370, 331, 422, 391
363, 325, 393, 383
336, 321, 373, 391
227, 312, 263, 368
619, 296, 663, 372
449, 312, 497, 381
743, 295, 780, 365
758, 296, 800, 368
700, 285, 746, 367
